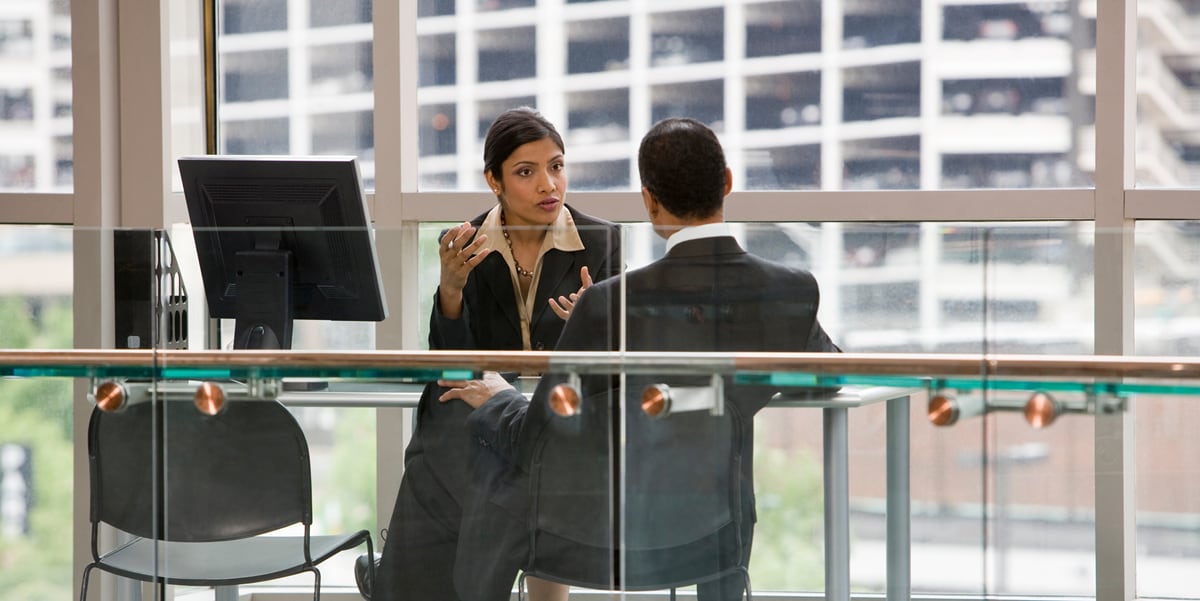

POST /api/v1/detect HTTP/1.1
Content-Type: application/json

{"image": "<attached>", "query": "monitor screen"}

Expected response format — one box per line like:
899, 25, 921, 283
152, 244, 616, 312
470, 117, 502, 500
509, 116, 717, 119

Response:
179, 155, 388, 349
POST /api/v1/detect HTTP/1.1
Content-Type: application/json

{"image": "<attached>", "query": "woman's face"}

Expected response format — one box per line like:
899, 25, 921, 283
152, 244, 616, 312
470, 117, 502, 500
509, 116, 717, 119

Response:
485, 136, 567, 228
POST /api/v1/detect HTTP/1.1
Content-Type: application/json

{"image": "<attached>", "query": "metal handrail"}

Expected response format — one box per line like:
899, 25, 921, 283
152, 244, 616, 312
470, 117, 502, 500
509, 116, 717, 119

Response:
4, 348, 1200, 380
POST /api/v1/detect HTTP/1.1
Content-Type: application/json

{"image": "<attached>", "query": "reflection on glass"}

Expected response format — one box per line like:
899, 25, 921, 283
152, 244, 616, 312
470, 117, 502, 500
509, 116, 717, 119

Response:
0, 0, 71, 192
412, 1, 1094, 191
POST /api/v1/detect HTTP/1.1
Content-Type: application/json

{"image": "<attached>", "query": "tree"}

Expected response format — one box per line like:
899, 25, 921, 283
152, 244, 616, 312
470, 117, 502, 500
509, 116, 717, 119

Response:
0, 297, 74, 600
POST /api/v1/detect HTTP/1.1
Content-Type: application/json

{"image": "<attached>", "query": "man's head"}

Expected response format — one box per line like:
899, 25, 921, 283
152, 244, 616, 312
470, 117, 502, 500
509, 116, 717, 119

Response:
637, 118, 731, 230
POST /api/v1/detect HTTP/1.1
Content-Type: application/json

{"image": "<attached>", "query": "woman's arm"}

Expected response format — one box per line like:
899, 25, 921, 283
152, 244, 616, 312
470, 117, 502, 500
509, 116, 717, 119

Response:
428, 221, 492, 349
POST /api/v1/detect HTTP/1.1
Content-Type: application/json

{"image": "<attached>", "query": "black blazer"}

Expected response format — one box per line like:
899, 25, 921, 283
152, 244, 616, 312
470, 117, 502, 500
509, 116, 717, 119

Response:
428, 205, 621, 352
404, 205, 621, 505
457, 235, 839, 600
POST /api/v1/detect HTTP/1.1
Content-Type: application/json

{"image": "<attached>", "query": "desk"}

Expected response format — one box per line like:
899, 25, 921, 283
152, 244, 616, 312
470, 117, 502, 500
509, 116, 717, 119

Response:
282, 381, 919, 601
775, 386, 918, 601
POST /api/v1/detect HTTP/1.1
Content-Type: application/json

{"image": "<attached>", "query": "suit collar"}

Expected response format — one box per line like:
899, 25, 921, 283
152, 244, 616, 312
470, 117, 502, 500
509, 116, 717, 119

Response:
664, 222, 733, 253
665, 235, 746, 259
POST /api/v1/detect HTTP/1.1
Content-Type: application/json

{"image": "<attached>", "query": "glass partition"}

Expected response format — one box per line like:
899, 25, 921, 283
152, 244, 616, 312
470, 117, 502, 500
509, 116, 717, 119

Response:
11, 221, 1200, 599
0, 225, 72, 600
1134, 220, 1200, 598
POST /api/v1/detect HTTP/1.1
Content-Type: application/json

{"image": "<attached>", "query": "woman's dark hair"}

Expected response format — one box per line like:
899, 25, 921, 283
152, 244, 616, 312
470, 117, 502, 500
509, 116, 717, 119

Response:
637, 117, 727, 220
483, 107, 565, 180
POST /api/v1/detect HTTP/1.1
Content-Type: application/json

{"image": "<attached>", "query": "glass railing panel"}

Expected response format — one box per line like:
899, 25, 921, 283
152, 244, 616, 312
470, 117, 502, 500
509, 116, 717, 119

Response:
158, 215, 389, 597
622, 221, 1095, 356
18, 340, 1200, 599
1133, 393, 1200, 598
612, 221, 843, 598
409, 219, 622, 599
832, 221, 1093, 355
45, 216, 1183, 601
1134, 220, 1200, 598
0, 224, 73, 600
611, 220, 1101, 598
165, 213, 622, 598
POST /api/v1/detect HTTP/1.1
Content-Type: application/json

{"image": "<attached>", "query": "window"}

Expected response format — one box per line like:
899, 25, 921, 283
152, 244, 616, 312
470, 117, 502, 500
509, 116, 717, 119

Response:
0, 3, 70, 193
216, 0, 375, 185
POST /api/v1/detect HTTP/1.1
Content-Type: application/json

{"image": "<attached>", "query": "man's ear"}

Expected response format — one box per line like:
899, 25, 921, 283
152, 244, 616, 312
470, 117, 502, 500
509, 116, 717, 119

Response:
641, 186, 658, 218
723, 167, 733, 197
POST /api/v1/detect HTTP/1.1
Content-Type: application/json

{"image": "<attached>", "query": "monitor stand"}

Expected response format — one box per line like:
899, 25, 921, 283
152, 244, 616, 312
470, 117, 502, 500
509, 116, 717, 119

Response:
232, 248, 294, 350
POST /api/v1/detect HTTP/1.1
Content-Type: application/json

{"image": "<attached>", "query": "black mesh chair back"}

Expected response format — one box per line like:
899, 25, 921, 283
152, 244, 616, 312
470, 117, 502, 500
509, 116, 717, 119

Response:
79, 398, 374, 600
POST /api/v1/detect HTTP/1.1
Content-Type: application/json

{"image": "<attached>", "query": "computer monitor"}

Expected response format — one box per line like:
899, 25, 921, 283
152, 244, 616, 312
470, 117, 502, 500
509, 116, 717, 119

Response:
179, 155, 388, 350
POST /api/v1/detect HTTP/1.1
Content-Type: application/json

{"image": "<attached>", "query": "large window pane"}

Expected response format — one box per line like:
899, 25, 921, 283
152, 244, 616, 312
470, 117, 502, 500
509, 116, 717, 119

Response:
216, 0, 374, 188
416, 1, 1094, 191
0, 0, 71, 192
1134, 221, 1200, 597
1134, 0, 1200, 187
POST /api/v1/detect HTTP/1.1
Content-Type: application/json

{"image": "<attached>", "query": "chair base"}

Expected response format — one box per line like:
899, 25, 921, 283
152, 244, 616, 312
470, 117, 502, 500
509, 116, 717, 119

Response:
79, 532, 373, 601
516, 567, 752, 601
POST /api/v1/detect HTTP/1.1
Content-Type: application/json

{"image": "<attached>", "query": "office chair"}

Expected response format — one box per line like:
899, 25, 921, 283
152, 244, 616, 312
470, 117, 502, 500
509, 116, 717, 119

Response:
517, 375, 752, 600
79, 398, 374, 601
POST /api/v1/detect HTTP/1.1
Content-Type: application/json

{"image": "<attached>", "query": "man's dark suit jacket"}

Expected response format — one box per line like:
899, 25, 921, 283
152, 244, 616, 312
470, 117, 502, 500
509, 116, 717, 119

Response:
456, 235, 839, 601
403, 205, 621, 506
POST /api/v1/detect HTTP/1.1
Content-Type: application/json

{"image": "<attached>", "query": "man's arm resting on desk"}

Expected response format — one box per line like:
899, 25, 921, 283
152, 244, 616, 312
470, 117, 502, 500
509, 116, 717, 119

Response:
439, 372, 529, 463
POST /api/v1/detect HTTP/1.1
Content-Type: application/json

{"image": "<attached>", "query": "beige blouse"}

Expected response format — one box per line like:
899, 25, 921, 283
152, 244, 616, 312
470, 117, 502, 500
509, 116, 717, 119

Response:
476, 205, 585, 350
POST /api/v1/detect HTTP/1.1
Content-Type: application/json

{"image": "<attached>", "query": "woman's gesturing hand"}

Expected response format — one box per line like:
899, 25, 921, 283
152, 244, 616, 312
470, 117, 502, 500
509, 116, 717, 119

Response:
548, 266, 592, 320
438, 222, 491, 318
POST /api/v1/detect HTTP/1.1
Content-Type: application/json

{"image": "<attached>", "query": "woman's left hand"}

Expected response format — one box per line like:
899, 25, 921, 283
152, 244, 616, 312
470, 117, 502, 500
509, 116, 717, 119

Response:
437, 371, 515, 409
548, 266, 592, 320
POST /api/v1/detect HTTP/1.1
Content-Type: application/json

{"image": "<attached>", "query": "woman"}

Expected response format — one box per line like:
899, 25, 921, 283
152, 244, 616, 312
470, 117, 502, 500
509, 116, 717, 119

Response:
370, 107, 621, 601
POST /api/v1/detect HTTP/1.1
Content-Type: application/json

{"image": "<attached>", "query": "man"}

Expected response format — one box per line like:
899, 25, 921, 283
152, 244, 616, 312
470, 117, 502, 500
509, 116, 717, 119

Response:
441, 117, 839, 601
